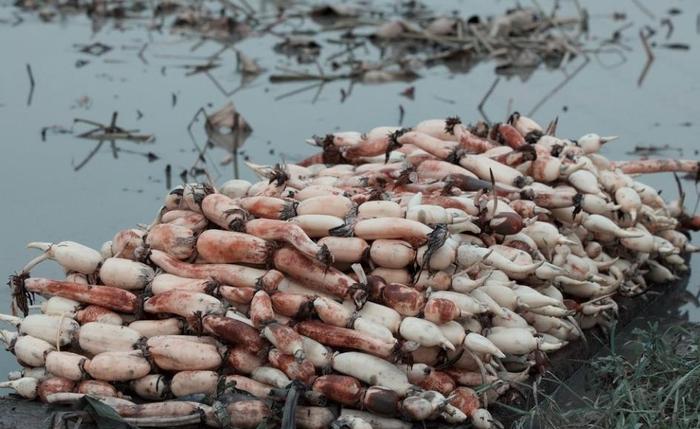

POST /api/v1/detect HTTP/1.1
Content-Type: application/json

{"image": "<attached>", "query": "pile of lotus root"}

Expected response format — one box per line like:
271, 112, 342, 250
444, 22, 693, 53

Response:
2, 113, 697, 429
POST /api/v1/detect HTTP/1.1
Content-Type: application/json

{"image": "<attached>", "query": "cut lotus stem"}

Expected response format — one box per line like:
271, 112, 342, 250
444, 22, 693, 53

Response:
333, 351, 412, 395
24, 241, 103, 275
201, 193, 249, 231
246, 218, 331, 265
20, 278, 138, 313
196, 230, 271, 265
274, 247, 365, 305
297, 320, 396, 358
0, 377, 39, 399
149, 249, 284, 292
611, 159, 699, 175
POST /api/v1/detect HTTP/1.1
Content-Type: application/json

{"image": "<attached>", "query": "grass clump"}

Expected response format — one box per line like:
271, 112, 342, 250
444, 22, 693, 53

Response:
512, 322, 700, 429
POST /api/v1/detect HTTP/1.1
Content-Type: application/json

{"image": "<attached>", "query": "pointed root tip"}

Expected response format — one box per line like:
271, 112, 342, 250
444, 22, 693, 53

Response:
546, 117, 559, 136
442, 341, 456, 352
620, 232, 645, 239
26, 242, 52, 251
684, 244, 700, 252
244, 161, 271, 179
0, 312, 22, 324
244, 160, 263, 170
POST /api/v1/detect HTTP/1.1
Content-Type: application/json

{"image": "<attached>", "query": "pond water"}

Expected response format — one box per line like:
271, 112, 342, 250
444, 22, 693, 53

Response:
0, 0, 698, 379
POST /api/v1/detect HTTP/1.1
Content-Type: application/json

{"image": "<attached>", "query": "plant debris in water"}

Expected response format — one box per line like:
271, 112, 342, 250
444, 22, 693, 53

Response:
7, 0, 692, 102
8, 0, 694, 177
8, 0, 594, 87
74, 112, 154, 143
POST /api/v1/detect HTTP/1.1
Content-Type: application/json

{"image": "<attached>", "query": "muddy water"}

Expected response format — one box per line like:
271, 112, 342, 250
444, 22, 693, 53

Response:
0, 0, 698, 379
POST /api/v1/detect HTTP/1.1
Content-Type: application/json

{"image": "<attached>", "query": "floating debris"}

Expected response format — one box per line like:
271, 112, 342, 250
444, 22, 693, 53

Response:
628, 144, 682, 156
76, 42, 113, 57
400, 86, 415, 100
235, 50, 263, 76
25, 63, 35, 106
74, 112, 155, 143
205, 101, 252, 152
7, 0, 684, 105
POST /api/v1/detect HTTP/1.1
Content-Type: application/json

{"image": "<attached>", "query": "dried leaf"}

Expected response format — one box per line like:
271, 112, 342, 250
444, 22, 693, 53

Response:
236, 51, 263, 75
205, 102, 252, 152
84, 396, 138, 429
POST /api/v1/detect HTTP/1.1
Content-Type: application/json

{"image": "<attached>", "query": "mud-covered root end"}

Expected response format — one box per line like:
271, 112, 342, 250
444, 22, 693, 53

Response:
7, 273, 32, 317
389, 339, 407, 363
186, 182, 216, 209
396, 340, 422, 367
415, 224, 449, 281
572, 193, 584, 218
384, 128, 410, 164
316, 244, 334, 268
444, 147, 465, 165
441, 181, 455, 196
506, 111, 520, 126
516, 143, 538, 160
329, 223, 354, 238
395, 166, 416, 188
444, 116, 462, 135
293, 348, 307, 363
280, 201, 298, 221
512, 175, 532, 188
524, 130, 544, 145
285, 294, 317, 322
227, 215, 248, 233
256, 270, 284, 294
269, 163, 290, 187
133, 336, 155, 374
319, 134, 349, 165
188, 310, 206, 336
203, 279, 223, 298
348, 283, 369, 309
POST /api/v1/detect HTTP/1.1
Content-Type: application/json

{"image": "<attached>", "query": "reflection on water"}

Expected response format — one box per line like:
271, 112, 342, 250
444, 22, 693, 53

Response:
201, 101, 252, 178
0, 0, 699, 379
